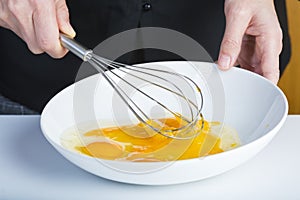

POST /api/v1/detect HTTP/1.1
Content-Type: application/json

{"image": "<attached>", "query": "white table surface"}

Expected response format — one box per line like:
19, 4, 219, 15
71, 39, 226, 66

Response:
0, 115, 299, 200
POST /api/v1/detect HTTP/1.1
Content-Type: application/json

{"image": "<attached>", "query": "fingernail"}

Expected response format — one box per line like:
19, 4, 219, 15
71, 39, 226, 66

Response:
62, 23, 76, 38
218, 55, 231, 70
67, 24, 76, 37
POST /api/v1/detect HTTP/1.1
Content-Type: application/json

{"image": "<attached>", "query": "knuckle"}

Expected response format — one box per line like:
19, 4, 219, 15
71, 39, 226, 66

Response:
57, 5, 70, 23
59, 11, 70, 23
59, 5, 69, 16
266, 25, 283, 54
29, 0, 39, 7
225, 4, 248, 18
29, 0, 47, 9
273, 24, 283, 41
277, 27, 283, 40
7, 0, 17, 13
7, 0, 26, 15
38, 37, 55, 51
56, 1, 69, 15
222, 38, 240, 51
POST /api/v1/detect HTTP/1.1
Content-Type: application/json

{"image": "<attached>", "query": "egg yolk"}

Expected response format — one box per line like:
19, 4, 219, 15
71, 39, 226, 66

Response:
74, 117, 230, 162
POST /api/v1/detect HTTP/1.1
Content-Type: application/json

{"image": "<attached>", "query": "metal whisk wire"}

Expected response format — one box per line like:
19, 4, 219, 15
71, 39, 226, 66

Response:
60, 33, 204, 139
92, 55, 196, 121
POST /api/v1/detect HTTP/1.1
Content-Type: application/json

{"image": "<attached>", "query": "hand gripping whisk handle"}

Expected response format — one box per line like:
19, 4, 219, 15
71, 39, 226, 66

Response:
60, 33, 93, 61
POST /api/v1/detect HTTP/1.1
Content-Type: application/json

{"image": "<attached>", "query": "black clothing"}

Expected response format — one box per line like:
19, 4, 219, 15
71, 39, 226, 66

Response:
0, 0, 290, 113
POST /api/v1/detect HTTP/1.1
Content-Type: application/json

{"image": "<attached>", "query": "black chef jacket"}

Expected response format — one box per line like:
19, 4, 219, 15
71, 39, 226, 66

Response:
0, 0, 290, 113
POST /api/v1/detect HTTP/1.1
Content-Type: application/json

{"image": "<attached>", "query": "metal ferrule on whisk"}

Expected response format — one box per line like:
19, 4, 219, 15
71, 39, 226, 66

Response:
60, 33, 93, 61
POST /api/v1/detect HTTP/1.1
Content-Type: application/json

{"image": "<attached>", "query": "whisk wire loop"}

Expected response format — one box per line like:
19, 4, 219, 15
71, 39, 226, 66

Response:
60, 33, 204, 139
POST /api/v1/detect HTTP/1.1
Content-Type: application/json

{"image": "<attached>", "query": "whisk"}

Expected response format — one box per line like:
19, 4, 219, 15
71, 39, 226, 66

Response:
60, 33, 204, 139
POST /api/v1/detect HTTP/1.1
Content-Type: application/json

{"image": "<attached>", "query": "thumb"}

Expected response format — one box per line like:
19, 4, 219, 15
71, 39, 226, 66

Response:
56, 1, 76, 37
218, 10, 250, 70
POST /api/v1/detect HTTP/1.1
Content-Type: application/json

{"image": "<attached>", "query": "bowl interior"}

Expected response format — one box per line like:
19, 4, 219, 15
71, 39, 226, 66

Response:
41, 61, 287, 146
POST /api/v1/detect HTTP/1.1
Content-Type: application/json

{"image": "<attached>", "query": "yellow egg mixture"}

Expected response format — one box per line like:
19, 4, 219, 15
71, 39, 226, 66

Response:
61, 118, 240, 162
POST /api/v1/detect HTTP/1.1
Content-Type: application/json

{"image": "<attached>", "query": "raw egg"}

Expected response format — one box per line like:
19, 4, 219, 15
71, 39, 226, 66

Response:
61, 118, 240, 162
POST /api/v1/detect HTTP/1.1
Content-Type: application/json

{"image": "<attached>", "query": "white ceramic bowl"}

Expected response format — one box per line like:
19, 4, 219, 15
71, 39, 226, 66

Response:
40, 61, 288, 185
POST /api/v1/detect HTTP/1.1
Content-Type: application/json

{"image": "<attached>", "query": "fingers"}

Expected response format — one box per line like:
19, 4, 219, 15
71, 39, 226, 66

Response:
259, 53, 280, 84
33, 6, 64, 58
256, 31, 282, 84
1, 0, 41, 53
55, 0, 76, 37
33, 1, 67, 58
218, 3, 251, 70
0, 0, 74, 58
219, 0, 282, 84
